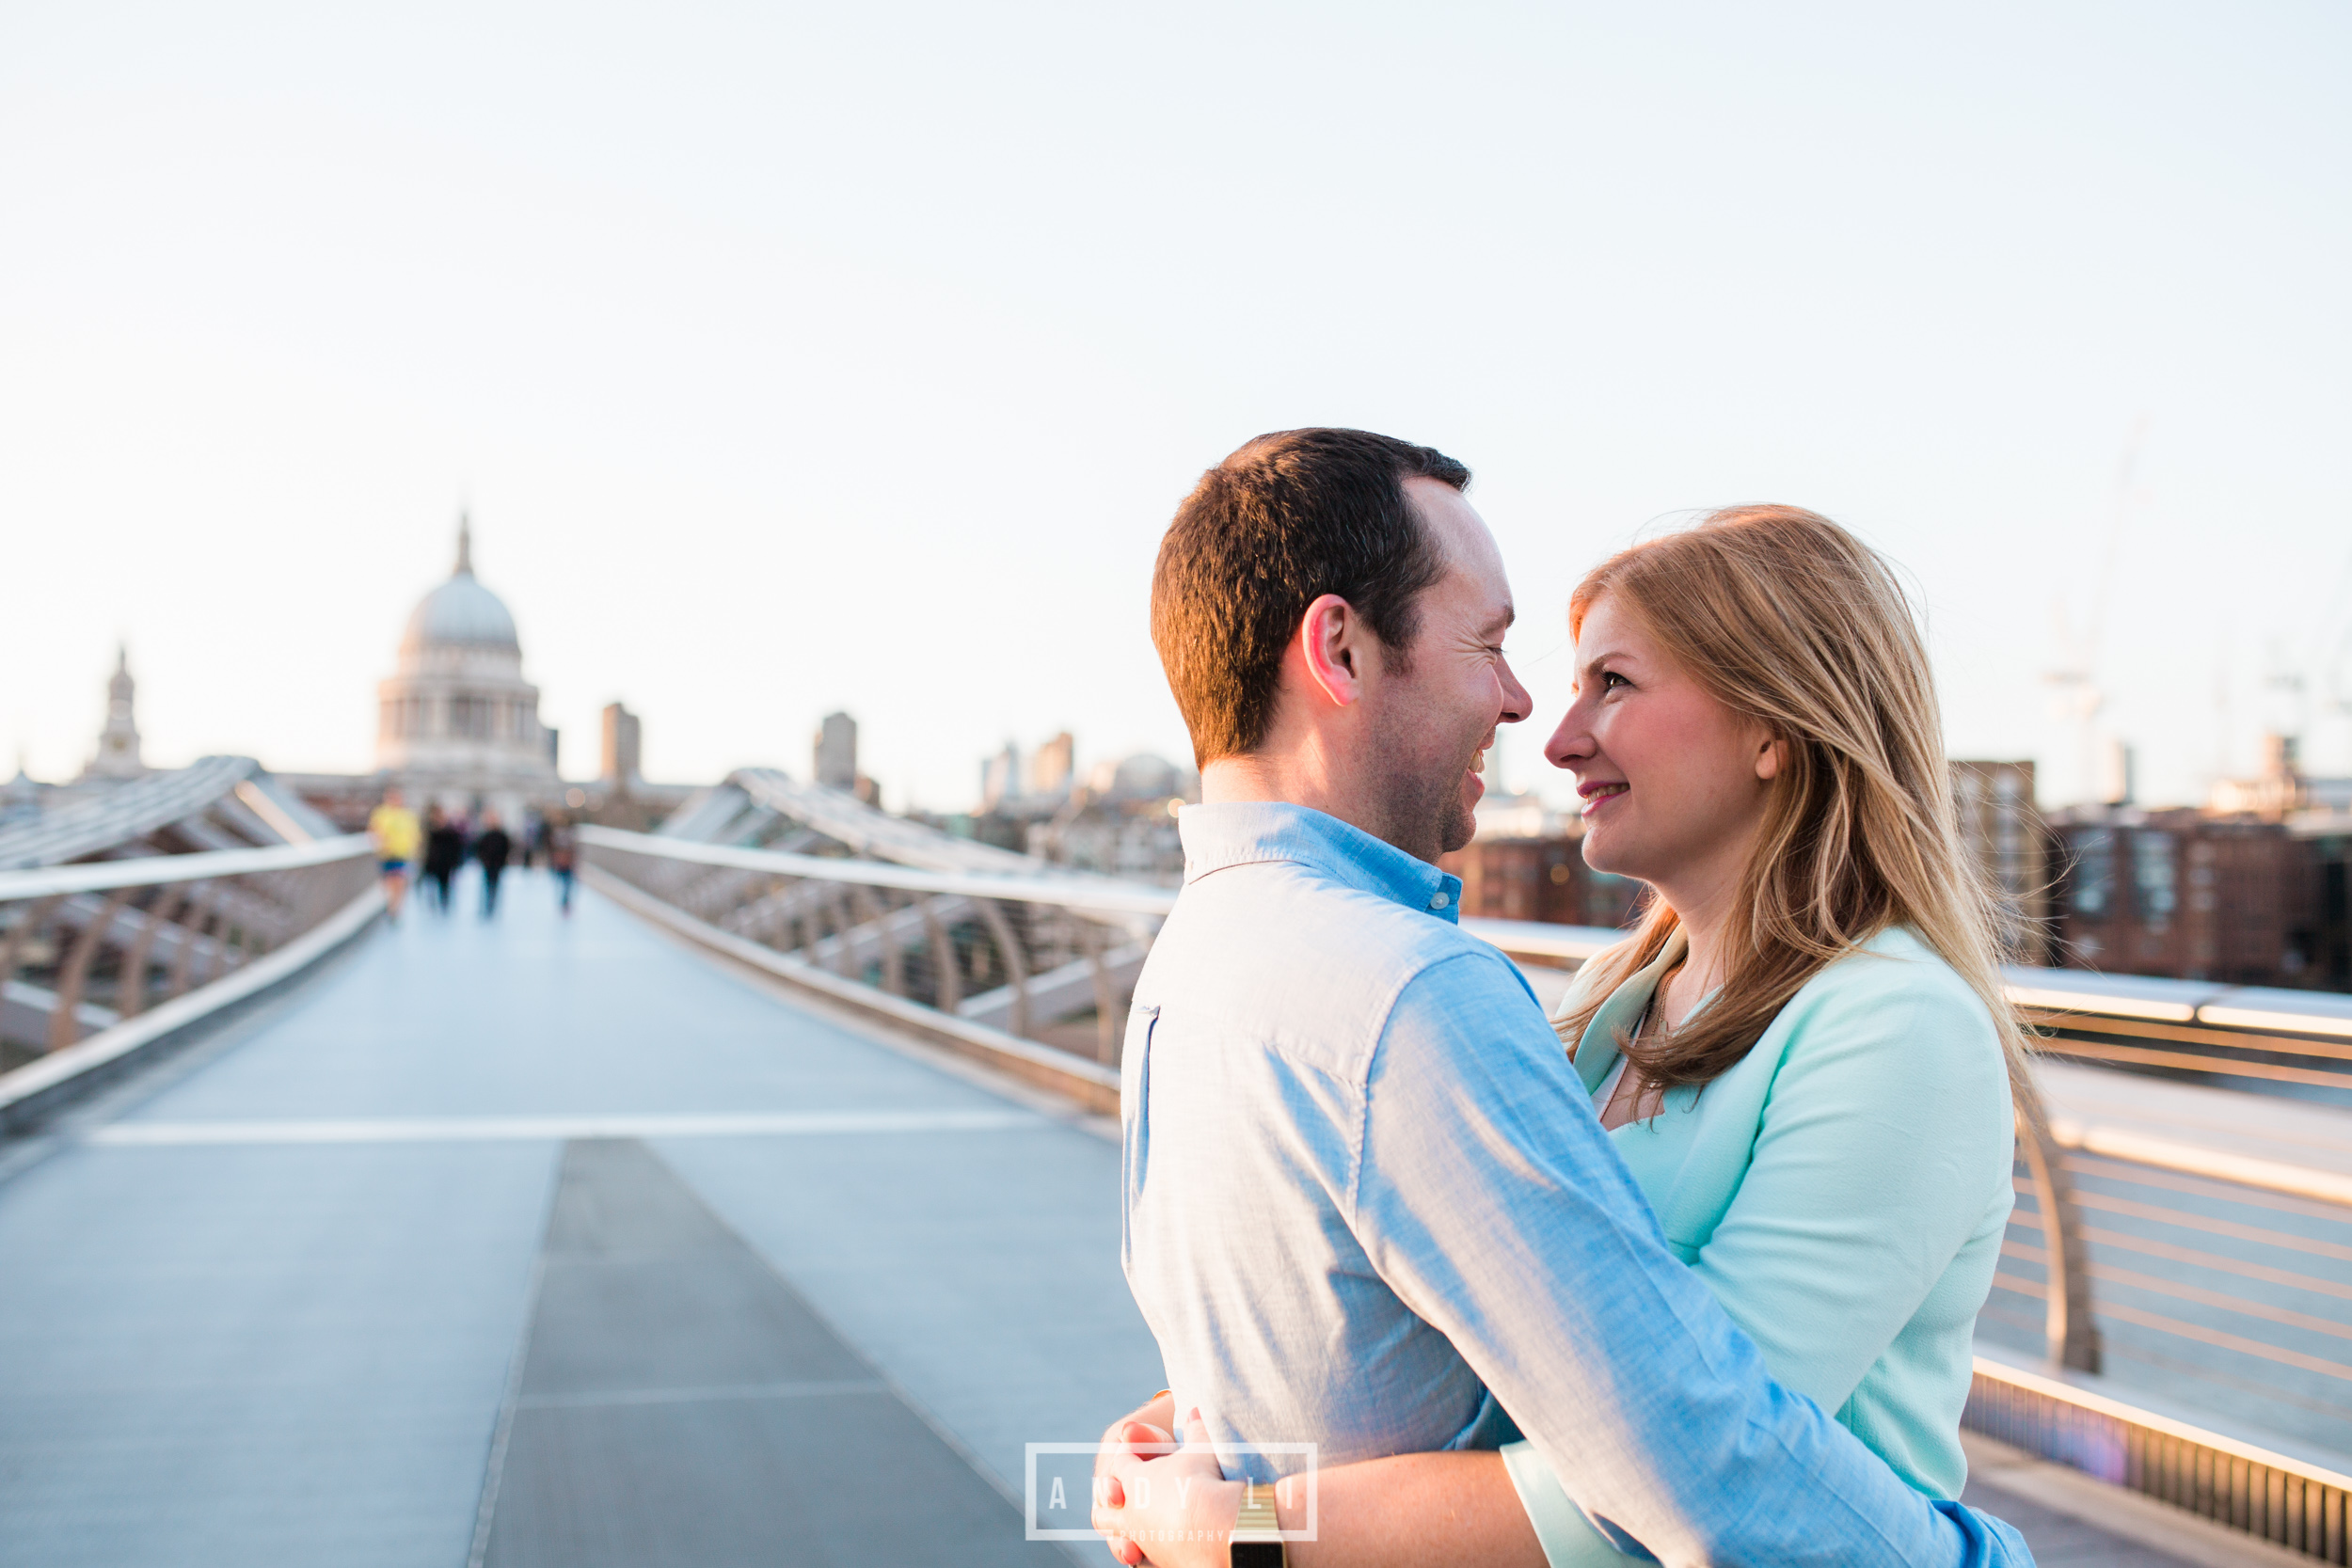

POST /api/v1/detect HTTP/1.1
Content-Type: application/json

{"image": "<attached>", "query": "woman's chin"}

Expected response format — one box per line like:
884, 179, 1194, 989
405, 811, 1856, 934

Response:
1578, 826, 1635, 879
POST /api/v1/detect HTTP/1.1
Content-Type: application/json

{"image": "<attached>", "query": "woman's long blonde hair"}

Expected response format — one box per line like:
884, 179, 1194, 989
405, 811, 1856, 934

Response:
1558, 505, 2033, 1103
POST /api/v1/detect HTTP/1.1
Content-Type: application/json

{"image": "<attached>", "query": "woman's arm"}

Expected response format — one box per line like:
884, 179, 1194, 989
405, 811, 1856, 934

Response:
1095, 1410, 1544, 1568
1511, 964, 2016, 1566
1681, 974, 2012, 1416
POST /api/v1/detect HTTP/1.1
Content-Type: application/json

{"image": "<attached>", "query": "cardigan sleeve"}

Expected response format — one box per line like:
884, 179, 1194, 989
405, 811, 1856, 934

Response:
1683, 968, 2011, 1416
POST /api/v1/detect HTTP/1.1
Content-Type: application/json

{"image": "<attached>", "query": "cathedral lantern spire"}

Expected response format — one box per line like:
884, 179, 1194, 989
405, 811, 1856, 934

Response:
84, 642, 145, 781
455, 512, 473, 576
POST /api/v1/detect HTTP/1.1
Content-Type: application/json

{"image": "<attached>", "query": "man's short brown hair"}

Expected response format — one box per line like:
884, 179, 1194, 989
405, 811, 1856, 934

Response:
1151, 429, 1468, 765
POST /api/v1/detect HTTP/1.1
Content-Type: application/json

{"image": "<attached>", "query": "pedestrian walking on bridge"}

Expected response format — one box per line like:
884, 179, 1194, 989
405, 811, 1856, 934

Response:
475, 812, 513, 916
367, 786, 420, 921
546, 815, 578, 916
421, 805, 466, 913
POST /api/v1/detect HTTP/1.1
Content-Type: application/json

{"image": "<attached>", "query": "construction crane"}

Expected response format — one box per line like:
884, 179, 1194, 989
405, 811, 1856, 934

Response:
2044, 417, 2149, 805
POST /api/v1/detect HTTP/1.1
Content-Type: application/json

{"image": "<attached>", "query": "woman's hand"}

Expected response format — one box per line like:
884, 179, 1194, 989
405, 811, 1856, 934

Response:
1092, 1392, 1177, 1565
1093, 1408, 1242, 1568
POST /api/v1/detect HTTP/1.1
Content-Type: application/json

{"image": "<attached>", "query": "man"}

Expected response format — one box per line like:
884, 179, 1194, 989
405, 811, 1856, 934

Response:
422, 806, 467, 913
367, 786, 420, 921
474, 811, 513, 917
1104, 431, 2026, 1564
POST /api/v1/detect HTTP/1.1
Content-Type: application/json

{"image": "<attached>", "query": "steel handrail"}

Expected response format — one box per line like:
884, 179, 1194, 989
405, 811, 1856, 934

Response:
0, 834, 372, 901
580, 825, 1181, 916
590, 827, 2352, 1043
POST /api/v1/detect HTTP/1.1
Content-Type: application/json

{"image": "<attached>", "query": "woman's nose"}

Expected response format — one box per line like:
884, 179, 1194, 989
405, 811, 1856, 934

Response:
1545, 707, 1589, 768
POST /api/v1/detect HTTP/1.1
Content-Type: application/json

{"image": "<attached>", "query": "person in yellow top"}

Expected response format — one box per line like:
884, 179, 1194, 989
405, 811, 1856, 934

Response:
368, 786, 421, 920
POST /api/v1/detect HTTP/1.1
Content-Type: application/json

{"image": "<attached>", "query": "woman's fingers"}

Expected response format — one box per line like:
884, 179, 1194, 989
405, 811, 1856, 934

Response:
1120, 1420, 1174, 1452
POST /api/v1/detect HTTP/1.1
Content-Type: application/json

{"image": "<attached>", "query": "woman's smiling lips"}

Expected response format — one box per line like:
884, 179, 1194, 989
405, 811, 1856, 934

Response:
1579, 779, 1629, 816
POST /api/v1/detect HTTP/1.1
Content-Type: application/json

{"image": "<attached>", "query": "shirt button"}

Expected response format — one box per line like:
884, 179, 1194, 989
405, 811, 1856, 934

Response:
1428, 890, 1452, 910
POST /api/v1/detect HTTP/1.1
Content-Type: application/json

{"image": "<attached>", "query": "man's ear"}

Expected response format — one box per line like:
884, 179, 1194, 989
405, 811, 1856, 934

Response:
1298, 593, 1368, 708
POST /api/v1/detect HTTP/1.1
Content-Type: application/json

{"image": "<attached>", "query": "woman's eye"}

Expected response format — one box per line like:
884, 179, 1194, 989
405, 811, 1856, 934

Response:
1601, 671, 1629, 690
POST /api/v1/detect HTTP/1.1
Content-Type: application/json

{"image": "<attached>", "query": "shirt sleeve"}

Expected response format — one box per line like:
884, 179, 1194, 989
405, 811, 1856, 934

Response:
1493, 971, 2014, 1566
1347, 951, 2023, 1568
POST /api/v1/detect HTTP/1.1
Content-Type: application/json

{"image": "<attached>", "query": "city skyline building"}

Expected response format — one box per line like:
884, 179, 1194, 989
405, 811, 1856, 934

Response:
602, 703, 643, 791
814, 712, 857, 792
276, 515, 578, 830
81, 646, 144, 783
373, 516, 559, 793
1952, 760, 2053, 965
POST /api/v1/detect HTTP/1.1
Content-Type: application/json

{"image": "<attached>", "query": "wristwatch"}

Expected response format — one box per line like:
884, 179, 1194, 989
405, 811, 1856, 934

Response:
1230, 1478, 1286, 1568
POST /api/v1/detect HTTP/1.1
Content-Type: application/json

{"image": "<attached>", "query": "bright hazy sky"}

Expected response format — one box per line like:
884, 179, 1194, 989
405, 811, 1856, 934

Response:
6, 2, 2348, 812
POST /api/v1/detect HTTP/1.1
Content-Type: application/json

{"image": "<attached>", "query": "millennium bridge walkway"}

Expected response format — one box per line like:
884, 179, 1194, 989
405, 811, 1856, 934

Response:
0, 871, 1152, 1566
3, 763, 2350, 1566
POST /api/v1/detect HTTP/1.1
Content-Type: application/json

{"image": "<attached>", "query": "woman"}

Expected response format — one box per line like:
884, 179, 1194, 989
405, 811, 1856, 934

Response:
1094, 506, 2028, 1566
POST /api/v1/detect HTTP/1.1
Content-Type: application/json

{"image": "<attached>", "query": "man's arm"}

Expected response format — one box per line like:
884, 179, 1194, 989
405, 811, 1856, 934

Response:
1350, 951, 2026, 1568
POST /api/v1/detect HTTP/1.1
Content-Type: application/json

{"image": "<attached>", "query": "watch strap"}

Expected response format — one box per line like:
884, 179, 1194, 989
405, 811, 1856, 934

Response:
1230, 1479, 1285, 1567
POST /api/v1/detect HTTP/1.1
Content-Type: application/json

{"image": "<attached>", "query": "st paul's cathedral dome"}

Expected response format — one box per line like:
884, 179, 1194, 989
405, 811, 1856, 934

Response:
375, 516, 558, 804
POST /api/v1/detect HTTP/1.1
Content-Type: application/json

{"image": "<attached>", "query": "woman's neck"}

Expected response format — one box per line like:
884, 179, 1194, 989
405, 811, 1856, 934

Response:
1657, 866, 1741, 1028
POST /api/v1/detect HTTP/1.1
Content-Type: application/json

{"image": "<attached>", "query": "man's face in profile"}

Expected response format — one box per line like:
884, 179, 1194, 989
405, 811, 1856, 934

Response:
1364, 479, 1530, 863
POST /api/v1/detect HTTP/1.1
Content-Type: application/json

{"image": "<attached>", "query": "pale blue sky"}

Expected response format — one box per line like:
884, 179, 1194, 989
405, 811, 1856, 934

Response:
5, 1, 2347, 810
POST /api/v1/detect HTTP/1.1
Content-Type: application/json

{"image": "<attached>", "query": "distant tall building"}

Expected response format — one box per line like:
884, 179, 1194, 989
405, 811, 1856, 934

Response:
601, 703, 642, 791
979, 741, 1020, 812
814, 712, 858, 791
2212, 731, 2311, 820
1951, 760, 2050, 964
83, 645, 144, 781
1029, 732, 1074, 799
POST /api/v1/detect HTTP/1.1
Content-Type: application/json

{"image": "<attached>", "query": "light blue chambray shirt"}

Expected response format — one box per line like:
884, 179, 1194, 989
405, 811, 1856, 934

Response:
1120, 803, 2029, 1568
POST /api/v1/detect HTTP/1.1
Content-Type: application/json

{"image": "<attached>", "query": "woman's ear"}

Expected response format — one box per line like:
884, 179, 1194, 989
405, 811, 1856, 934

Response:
1754, 733, 1788, 783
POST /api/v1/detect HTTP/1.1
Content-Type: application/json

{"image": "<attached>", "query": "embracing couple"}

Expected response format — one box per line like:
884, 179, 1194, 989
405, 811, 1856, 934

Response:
1091, 429, 2033, 1567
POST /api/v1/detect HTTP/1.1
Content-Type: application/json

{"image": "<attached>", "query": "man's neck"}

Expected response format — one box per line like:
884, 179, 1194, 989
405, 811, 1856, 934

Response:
1200, 752, 1400, 855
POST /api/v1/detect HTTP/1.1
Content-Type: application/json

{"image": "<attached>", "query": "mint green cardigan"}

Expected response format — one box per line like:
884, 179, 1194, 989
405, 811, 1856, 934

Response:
1501, 927, 2016, 1566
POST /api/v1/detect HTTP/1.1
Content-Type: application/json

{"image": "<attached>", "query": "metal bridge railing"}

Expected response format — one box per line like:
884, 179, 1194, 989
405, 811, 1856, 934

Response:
579, 826, 1171, 1110
1470, 927, 2352, 1561
588, 823, 2352, 1553
0, 835, 376, 1078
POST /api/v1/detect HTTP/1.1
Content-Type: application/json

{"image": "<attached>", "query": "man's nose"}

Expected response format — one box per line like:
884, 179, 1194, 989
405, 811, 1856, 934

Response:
1496, 659, 1534, 724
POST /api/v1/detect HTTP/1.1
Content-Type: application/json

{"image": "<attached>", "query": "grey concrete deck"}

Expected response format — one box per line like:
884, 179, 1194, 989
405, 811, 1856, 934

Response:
0, 869, 2251, 1566
0, 869, 1157, 1566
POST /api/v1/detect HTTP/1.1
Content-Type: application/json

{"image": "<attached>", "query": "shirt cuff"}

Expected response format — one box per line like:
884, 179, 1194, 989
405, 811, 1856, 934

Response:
1500, 1440, 1652, 1567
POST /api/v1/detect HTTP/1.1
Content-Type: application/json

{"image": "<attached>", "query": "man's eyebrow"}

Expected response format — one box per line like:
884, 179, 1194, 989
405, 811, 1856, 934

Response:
1478, 603, 1516, 639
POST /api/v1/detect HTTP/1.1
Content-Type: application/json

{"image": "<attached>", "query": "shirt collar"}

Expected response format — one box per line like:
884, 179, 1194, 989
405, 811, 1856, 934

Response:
1177, 801, 1464, 923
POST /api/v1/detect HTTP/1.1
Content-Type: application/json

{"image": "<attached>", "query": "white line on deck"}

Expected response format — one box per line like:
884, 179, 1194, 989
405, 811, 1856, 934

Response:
83, 1109, 1043, 1146
515, 1380, 890, 1411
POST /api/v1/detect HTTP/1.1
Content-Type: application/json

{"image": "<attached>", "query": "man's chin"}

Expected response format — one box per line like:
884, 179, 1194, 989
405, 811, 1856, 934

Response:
1438, 804, 1478, 858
